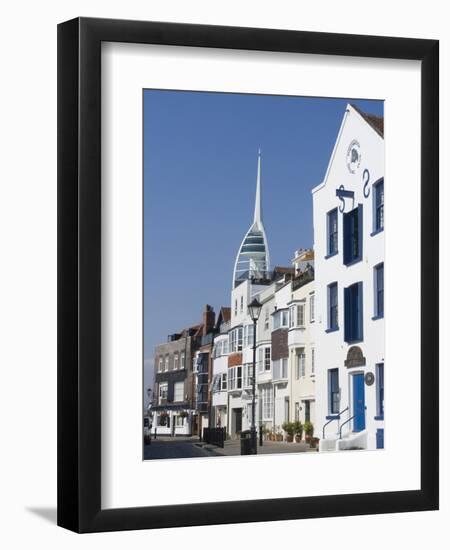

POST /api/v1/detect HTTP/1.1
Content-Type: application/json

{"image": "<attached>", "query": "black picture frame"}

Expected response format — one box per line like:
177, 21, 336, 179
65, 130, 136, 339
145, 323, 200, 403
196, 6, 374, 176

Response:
57, 17, 439, 533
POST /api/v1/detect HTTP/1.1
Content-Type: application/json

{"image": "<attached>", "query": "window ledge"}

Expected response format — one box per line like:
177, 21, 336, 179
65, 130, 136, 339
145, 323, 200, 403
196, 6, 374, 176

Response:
374, 415, 384, 421
344, 256, 362, 268
370, 227, 384, 237
324, 251, 338, 260
372, 314, 384, 321
325, 327, 339, 334
345, 338, 364, 345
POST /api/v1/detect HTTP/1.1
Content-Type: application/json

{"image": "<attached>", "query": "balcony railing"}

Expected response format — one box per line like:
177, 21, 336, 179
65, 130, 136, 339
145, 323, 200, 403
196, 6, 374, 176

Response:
292, 270, 314, 291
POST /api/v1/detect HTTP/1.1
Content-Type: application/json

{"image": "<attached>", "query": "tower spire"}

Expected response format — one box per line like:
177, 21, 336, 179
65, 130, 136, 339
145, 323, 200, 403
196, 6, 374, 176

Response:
253, 148, 262, 225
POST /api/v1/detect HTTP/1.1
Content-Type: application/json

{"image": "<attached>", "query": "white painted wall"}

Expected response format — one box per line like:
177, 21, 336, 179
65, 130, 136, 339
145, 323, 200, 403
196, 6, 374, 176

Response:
288, 280, 316, 428
313, 104, 384, 450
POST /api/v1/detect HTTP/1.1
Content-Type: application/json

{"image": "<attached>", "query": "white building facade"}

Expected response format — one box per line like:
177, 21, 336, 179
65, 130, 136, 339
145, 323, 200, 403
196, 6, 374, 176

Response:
211, 309, 231, 429
288, 271, 316, 428
227, 278, 268, 438
313, 104, 385, 451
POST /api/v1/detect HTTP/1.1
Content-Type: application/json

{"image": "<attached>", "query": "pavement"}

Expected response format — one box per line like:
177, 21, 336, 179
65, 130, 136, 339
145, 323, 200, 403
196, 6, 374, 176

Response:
144, 436, 314, 460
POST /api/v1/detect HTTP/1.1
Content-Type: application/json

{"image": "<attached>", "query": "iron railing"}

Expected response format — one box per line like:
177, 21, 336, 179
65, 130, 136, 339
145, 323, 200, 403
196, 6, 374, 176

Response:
322, 406, 349, 439
202, 427, 226, 448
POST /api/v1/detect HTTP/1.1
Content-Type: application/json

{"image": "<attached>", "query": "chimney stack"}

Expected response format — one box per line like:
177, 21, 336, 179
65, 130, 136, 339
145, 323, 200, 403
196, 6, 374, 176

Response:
202, 304, 215, 336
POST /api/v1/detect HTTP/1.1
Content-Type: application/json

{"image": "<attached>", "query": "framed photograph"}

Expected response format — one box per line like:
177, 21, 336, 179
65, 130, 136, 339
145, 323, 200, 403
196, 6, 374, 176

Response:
58, 17, 439, 533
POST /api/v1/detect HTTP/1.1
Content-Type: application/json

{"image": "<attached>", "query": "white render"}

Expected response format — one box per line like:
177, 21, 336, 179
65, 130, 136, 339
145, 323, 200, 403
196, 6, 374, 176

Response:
211, 330, 230, 429
227, 279, 268, 438
312, 104, 384, 451
288, 279, 316, 428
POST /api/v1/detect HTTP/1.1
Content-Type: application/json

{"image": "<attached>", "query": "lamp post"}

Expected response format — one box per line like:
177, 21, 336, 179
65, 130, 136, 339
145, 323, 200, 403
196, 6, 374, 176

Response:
248, 297, 262, 454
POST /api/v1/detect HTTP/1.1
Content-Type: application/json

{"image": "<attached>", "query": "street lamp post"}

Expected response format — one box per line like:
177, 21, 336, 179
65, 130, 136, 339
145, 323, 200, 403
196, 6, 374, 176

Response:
248, 297, 262, 454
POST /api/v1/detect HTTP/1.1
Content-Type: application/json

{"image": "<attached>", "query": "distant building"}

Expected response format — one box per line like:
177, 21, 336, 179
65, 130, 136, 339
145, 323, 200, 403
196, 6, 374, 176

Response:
313, 103, 384, 451
152, 324, 202, 436
287, 254, 316, 427
192, 305, 216, 435
232, 149, 270, 288
210, 307, 231, 429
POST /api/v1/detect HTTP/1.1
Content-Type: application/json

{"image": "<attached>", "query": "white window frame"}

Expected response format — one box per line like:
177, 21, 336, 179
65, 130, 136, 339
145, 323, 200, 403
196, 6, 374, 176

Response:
173, 381, 184, 402
295, 349, 306, 379
297, 304, 305, 327
174, 353, 179, 370
273, 309, 288, 330
289, 303, 305, 328
264, 347, 271, 371
180, 351, 185, 370
310, 293, 315, 323
164, 355, 169, 372
262, 386, 273, 420
300, 351, 306, 377
311, 347, 315, 375
159, 382, 168, 403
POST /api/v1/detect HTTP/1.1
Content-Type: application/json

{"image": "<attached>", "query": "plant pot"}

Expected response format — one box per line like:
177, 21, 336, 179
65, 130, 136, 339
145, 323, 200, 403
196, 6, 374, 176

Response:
294, 435, 302, 443
286, 434, 294, 443
276, 434, 283, 442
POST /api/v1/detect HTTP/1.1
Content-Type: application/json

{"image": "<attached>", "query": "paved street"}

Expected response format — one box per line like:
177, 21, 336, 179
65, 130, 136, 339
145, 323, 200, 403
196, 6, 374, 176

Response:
144, 437, 214, 460
144, 436, 313, 460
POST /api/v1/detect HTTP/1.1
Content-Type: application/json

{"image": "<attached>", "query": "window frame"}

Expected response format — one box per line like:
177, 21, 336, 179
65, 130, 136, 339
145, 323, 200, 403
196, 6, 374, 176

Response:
373, 263, 384, 319
173, 381, 184, 402
159, 382, 168, 403
375, 363, 385, 420
328, 368, 340, 415
327, 282, 339, 332
372, 178, 384, 234
326, 207, 338, 257
343, 204, 363, 266
262, 386, 273, 420
309, 293, 315, 323
264, 347, 271, 371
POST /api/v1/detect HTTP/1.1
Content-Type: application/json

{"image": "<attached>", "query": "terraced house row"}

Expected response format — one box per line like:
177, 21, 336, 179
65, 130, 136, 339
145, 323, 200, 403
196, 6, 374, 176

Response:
151, 103, 385, 452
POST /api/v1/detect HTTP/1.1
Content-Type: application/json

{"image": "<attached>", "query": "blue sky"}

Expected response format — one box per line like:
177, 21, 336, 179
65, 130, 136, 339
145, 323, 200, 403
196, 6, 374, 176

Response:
143, 90, 383, 389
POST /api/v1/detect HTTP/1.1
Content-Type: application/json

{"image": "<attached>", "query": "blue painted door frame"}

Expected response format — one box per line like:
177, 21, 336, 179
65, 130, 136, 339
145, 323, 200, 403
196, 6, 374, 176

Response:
352, 373, 366, 432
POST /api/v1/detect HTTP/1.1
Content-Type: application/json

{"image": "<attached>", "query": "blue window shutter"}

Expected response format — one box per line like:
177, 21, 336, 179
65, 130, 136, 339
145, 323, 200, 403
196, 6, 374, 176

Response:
357, 204, 363, 261
343, 212, 350, 264
357, 281, 363, 341
327, 370, 331, 413
344, 286, 350, 342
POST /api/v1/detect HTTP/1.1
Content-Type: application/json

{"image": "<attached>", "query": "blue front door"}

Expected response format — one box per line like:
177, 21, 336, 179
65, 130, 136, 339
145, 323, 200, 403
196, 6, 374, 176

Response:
352, 373, 366, 432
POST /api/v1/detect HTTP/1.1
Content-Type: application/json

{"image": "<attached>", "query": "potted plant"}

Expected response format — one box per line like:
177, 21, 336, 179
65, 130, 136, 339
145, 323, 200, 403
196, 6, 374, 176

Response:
310, 437, 319, 449
293, 420, 303, 442
179, 410, 188, 418
304, 421, 314, 446
276, 426, 284, 442
282, 421, 295, 442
